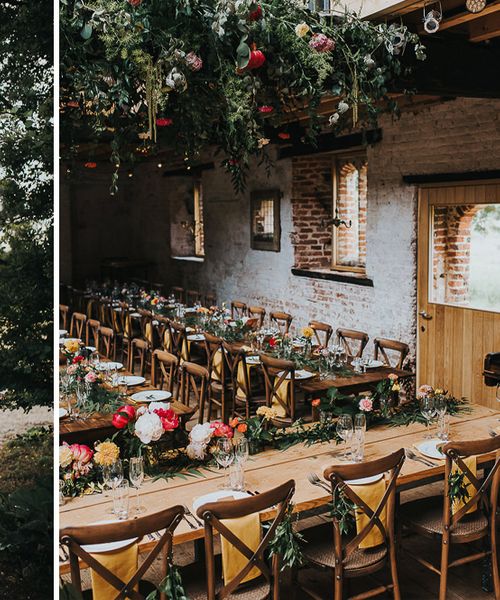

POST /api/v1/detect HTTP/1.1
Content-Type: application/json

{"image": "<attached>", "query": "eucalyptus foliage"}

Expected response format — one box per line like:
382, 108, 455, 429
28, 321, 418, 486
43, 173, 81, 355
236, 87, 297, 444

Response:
61, 0, 425, 190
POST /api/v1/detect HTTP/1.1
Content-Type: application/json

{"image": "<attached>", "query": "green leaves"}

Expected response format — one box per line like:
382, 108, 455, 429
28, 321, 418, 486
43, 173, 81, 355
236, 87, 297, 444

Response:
267, 504, 305, 570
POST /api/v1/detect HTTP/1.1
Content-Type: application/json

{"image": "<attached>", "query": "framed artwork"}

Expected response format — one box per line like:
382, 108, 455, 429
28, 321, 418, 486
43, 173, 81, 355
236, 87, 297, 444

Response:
250, 190, 281, 252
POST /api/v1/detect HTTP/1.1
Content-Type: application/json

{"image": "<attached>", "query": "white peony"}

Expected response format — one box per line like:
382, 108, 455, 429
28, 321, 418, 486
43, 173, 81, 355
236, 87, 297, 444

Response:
189, 423, 213, 445
186, 442, 207, 461
135, 412, 164, 444
148, 401, 170, 413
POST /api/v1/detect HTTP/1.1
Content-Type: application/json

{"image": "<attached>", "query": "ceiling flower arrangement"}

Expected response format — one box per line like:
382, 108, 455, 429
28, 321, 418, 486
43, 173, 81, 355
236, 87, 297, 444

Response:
61, 0, 425, 190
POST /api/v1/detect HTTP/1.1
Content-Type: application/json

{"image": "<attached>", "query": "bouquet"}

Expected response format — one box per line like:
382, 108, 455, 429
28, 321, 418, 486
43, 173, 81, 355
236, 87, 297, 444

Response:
59, 442, 96, 497
185, 420, 233, 460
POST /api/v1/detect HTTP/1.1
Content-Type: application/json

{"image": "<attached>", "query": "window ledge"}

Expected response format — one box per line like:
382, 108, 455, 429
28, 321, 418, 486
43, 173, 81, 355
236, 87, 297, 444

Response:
291, 267, 373, 287
171, 255, 205, 263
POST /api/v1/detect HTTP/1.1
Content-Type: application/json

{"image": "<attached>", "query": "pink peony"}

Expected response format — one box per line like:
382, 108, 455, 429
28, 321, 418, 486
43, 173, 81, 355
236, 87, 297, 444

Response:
210, 421, 234, 438
185, 51, 203, 72
154, 408, 179, 431
85, 371, 97, 383
309, 33, 335, 53
358, 397, 373, 412
70, 444, 93, 465
417, 384, 434, 399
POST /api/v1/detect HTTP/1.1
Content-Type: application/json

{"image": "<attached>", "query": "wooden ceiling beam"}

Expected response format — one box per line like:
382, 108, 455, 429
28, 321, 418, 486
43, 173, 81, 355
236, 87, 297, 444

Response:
438, 0, 500, 31
469, 10, 500, 39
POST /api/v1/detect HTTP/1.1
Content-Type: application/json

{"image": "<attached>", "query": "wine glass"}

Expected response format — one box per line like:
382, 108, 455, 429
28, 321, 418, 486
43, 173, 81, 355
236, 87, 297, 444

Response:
129, 457, 146, 514
352, 413, 366, 462
336, 414, 354, 461
420, 397, 436, 438
235, 438, 249, 467
215, 438, 234, 489
105, 459, 123, 513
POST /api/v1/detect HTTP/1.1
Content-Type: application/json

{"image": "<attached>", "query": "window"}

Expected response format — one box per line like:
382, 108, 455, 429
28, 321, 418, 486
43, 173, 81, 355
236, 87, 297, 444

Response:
331, 153, 367, 272
193, 179, 205, 257
170, 178, 205, 261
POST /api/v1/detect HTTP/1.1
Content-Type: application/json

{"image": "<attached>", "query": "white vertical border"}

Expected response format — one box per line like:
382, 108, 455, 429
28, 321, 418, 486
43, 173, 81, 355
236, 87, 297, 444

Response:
53, 0, 60, 594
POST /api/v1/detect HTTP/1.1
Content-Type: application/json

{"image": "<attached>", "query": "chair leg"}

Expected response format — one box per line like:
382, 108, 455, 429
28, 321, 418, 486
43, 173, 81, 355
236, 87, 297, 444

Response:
491, 526, 500, 599
334, 566, 343, 600
389, 543, 401, 600
438, 536, 450, 600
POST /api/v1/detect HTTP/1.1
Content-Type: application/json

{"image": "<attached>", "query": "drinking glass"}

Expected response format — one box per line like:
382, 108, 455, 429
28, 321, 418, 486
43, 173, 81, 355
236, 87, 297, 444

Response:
336, 414, 354, 461
129, 457, 146, 514
352, 413, 366, 462
420, 397, 436, 437
228, 462, 245, 491
215, 438, 234, 489
105, 459, 123, 513
113, 481, 130, 520
75, 382, 90, 420
437, 413, 450, 441
235, 438, 249, 467
497, 384, 500, 421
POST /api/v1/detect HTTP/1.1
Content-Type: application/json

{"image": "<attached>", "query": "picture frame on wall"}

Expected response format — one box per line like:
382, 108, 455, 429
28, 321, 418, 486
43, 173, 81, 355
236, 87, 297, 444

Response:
250, 189, 281, 252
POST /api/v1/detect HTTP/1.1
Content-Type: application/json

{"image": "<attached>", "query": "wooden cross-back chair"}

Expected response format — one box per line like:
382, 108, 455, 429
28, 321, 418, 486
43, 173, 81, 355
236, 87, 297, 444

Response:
204, 292, 217, 308
179, 361, 210, 424
171, 286, 185, 304
98, 326, 116, 360
224, 342, 266, 420
260, 354, 299, 427
117, 302, 134, 367
129, 338, 151, 378
151, 349, 179, 397
270, 311, 293, 335
401, 436, 500, 600
60, 505, 185, 600
137, 308, 156, 348
69, 312, 86, 339
231, 300, 247, 320
204, 332, 231, 423
299, 449, 405, 600
168, 320, 189, 361
98, 299, 114, 329
248, 306, 266, 328
59, 304, 69, 330
195, 479, 295, 600
336, 327, 369, 358
85, 296, 100, 321
309, 320, 333, 347
373, 338, 409, 370
186, 289, 202, 306
85, 318, 100, 349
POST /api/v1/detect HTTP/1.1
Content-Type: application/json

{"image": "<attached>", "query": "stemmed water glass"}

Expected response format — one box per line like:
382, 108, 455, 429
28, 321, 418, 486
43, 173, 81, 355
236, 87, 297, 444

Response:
336, 414, 354, 461
352, 413, 366, 462
103, 459, 123, 513
215, 438, 234, 489
420, 397, 437, 438
129, 457, 146, 514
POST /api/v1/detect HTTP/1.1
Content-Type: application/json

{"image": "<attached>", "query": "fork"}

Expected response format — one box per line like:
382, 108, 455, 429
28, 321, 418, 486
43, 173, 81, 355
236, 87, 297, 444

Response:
183, 504, 203, 527
404, 448, 435, 468
307, 472, 330, 492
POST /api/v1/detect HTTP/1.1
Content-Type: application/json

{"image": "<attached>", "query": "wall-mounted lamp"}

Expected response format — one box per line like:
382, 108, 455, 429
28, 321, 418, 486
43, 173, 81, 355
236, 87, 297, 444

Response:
321, 207, 352, 229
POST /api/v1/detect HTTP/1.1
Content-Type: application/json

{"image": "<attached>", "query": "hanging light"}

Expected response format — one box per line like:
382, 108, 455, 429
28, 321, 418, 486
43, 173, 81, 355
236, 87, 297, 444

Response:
423, 1, 442, 33
465, 0, 486, 12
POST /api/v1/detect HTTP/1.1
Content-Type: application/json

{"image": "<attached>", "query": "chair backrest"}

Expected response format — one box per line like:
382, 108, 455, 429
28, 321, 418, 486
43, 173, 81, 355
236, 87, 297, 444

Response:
324, 449, 405, 563
85, 297, 100, 321
204, 292, 217, 308
70, 312, 86, 339
373, 338, 409, 370
137, 309, 154, 346
98, 300, 114, 329
60, 304, 69, 330
151, 349, 179, 395
130, 338, 150, 376
442, 437, 500, 530
169, 321, 189, 360
204, 332, 226, 383
270, 311, 293, 335
86, 318, 100, 348
223, 342, 253, 419
260, 354, 296, 421
60, 505, 185, 600
248, 306, 266, 328
186, 290, 202, 306
309, 320, 333, 347
171, 286, 185, 304
336, 328, 369, 358
196, 480, 295, 600
98, 326, 115, 359
231, 301, 247, 320
179, 361, 210, 424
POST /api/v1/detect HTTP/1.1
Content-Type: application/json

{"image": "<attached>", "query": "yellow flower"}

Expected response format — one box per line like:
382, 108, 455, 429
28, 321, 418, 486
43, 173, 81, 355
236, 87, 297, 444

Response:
302, 326, 314, 339
435, 388, 444, 395
151, 297, 159, 305
93, 441, 120, 467
59, 445, 73, 468
64, 339, 80, 353
256, 406, 277, 421
392, 384, 401, 392
295, 22, 310, 37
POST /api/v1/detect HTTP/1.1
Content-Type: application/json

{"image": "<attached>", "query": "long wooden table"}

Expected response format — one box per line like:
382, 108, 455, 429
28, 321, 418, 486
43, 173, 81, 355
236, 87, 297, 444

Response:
59, 404, 500, 574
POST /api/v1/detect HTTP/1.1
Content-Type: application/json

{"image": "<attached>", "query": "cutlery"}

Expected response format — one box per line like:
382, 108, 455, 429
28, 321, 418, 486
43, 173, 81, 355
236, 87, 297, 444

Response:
307, 472, 330, 493
183, 504, 203, 527
488, 429, 498, 438
404, 448, 435, 468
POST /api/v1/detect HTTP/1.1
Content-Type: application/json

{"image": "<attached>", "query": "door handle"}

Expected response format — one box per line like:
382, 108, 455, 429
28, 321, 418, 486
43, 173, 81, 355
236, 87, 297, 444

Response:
419, 311, 432, 320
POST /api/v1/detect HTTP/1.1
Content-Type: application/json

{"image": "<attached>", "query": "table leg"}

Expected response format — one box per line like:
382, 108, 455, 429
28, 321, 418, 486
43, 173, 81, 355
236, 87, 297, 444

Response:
194, 538, 205, 563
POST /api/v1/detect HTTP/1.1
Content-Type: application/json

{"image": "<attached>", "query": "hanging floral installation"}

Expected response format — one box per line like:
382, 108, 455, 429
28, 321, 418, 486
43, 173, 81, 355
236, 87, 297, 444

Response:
61, 0, 426, 190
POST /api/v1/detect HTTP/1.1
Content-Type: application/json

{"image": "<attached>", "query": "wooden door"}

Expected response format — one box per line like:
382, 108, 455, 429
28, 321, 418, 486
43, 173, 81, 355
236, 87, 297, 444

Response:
417, 182, 500, 408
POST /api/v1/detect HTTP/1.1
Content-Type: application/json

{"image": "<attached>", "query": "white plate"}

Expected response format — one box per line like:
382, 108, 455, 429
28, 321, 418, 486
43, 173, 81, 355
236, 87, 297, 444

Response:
187, 334, 205, 341
59, 329, 67, 336
59, 408, 68, 418
184, 308, 198, 314
86, 346, 96, 353
130, 312, 141, 318
59, 337, 81, 346
416, 439, 445, 460
193, 490, 250, 513
245, 355, 261, 365
186, 327, 195, 333
364, 359, 384, 369
95, 361, 123, 371
278, 369, 315, 381
346, 473, 384, 486
117, 375, 146, 387
82, 520, 138, 554
131, 390, 172, 402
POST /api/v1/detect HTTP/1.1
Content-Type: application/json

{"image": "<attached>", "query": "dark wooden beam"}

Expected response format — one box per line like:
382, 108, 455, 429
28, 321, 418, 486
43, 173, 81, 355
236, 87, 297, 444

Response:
277, 129, 382, 160
403, 170, 500, 184
399, 36, 500, 98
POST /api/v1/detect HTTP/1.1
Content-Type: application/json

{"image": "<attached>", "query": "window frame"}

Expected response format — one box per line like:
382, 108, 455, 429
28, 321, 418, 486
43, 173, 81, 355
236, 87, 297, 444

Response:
193, 178, 205, 258
331, 150, 367, 274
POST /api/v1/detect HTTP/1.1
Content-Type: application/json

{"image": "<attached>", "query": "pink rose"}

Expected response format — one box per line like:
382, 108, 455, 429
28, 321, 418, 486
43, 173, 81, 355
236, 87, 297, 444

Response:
85, 371, 97, 383
185, 51, 203, 72
66, 364, 77, 375
154, 408, 179, 431
417, 384, 434, 399
309, 33, 335, 53
70, 444, 93, 465
388, 373, 398, 381
358, 397, 373, 412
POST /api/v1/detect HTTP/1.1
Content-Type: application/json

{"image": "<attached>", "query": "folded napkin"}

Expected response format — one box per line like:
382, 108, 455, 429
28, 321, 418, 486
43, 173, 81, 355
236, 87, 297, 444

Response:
235, 361, 257, 399
271, 377, 290, 418
163, 329, 172, 352
352, 478, 387, 549
211, 348, 223, 382
145, 322, 153, 344
90, 542, 138, 600
221, 512, 261, 585
180, 339, 191, 363
451, 456, 477, 515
